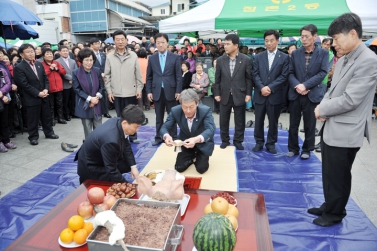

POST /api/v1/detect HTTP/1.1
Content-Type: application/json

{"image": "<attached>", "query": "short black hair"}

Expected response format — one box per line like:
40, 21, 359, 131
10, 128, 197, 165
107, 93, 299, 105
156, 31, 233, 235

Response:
77, 42, 84, 46
58, 39, 68, 46
59, 45, 69, 51
7, 47, 18, 56
41, 42, 51, 47
181, 61, 190, 69
137, 48, 147, 58
154, 33, 169, 43
322, 38, 332, 44
264, 29, 280, 40
77, 48, 96, 64
300, 24, 318, 36
18, 44, 35, 55
112, 30, 127, 40
197, 38, 203, 42
106, 46, 115, 52
89, 37, 100, 45
0, 46, 6, 55
10, 54, 19, 63
328, 13, 362, 39
71, 46, 80, 55
287, 44, 297, 50
42, 48, 53, 56
120, 105, 145, 125
224, 34, 240, 47
184, 38, 190, 44
187, 51, 193, 56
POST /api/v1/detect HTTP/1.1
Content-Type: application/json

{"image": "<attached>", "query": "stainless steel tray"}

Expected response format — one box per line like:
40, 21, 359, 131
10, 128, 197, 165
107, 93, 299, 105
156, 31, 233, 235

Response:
87, 198, 183, 251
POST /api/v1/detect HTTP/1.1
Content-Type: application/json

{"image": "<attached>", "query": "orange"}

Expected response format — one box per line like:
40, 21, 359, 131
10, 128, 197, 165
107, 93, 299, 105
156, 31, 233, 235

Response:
68, 215, 84, 231
204, 203, 213, 214
82, 222, 94, 235
73, 229, 88, 245
60, 228, 74, 244
225, 214, 238, 230
227, 204, 239, 218
211, 197, 229, 215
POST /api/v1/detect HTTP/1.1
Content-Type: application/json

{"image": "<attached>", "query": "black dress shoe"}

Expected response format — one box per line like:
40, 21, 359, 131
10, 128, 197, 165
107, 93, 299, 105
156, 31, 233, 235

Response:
152, 140, 162, 146
66, 143, 78, 148
65, 116, 71, 121
58, 119, 67, 124
314, 142, 321, 149
30, 140, 38, 146
130, 139, 140, 144
9, 133, 16, 138
300, 152, 310, 159
234, 143, 244, 150
252, 144, 263, 152
61, 143, 74, 152
141, 118, 148, 126
246, 120, 254, 127
220, 142, 230, 149
12, 130, 21, 134
315, 146, 321, 152
104, 113, 112, 118
313, 217, 341, 227
46, 134, 59, 139
307, 207, 323, 216
266, 147, 277, 154
315, 128, 319, 136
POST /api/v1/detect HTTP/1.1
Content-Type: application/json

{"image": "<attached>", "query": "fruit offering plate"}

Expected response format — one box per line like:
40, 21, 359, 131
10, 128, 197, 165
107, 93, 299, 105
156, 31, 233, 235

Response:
58, 218, 94, 248
210, 196, 237, 207
138, 194, 191, 216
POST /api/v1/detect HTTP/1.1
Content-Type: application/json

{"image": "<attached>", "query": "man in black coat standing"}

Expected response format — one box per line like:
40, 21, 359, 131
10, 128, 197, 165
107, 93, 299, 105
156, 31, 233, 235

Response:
213, 34, 253, 150
75, 105, 145, 184
14, 44, 59, 146
252, 30, 289, 154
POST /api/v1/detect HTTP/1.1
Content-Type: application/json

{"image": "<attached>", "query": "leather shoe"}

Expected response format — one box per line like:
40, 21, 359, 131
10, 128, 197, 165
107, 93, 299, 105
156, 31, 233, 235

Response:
30, 140, 38, 146
300, 152, 310, 159
131, 139, 140, 144
61, 143, 74, 152
104, 113, 112, 118
65, 116, 71, 121
314, 142, 320, 149
46, 134, 59, 139
315, 146, 321, 152
252, 144, 263, 152
308, 207, 323, 216
141, 118, 148, 126
286, 151, 299, 157
234, 143, 244, 150
313, 217, 341, 227
58, 119, 67, 124
266, 147, 277, 154
220, 142, 230, 149
315, 128, 319, 136
152, 140, 162, 146
66, 143, 78, 148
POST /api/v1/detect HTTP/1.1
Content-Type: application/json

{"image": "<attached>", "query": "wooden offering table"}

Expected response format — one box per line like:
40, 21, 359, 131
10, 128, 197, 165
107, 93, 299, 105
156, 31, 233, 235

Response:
6, 180, 273, 251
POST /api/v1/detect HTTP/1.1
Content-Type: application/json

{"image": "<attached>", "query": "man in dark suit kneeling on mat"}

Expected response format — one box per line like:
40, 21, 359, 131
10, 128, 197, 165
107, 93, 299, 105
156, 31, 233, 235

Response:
160, 89, 216, 174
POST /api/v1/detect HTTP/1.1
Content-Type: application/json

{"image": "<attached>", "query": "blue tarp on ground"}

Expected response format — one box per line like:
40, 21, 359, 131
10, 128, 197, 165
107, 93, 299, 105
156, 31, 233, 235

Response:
1, 126, 377, 250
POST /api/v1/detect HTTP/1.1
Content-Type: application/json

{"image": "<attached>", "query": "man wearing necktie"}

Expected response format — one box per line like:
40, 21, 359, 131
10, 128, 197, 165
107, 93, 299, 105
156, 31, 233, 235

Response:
146, 33, 182, 146
89, 38, 111, 119
252, 30, 289, 154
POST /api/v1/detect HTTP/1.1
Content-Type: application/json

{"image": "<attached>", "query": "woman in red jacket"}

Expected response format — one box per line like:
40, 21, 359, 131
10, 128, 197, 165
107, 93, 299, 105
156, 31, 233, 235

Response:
41, 48, 67, 125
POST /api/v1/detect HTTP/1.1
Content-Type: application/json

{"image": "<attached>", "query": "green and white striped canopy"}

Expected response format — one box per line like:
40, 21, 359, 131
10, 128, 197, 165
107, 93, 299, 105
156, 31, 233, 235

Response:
159, 0, 377, 37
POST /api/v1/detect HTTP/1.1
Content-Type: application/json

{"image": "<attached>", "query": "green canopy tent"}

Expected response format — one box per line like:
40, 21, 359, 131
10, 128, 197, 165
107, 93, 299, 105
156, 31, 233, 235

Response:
159, 0, 377, 38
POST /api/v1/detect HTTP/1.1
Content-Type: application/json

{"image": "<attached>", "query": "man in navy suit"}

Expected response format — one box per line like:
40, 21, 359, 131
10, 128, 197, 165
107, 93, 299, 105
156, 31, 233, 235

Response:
252, 30, 290, 154
147, 33, 182, 146
287, 24, 329, 159
89, 38, 111, 118
160, 89, 216, 174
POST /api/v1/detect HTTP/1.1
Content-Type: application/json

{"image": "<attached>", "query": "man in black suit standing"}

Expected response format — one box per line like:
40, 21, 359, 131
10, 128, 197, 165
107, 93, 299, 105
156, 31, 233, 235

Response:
213, 34, 253, 150
14, 44, 59, 145
147, 33, 182, 146
89, 38, 111, 119
252, 30, 290, 154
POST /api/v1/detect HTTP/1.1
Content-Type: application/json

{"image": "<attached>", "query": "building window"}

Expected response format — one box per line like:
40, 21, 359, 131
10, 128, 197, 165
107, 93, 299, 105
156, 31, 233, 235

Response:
177, 3, 184, 12
161, 9, 165, 15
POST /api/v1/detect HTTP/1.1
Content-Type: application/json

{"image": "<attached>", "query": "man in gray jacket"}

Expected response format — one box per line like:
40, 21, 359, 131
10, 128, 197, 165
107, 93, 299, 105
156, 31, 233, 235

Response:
105, 30, 144, 143
56, 45, 77, 121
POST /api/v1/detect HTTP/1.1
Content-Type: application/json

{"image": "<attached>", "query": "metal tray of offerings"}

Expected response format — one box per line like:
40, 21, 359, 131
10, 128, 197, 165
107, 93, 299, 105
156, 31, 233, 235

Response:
87, 198, 183, 251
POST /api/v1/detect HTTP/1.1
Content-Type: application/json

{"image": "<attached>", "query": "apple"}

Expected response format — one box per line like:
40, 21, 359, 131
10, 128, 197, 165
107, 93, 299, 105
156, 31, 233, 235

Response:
87, 187, 105, 204
77, 201, 93, 220
103, 195, 117, 208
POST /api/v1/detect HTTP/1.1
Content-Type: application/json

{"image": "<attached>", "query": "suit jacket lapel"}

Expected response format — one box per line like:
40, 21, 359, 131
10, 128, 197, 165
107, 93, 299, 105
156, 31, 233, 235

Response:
223, 56, 231, 78
190, 109, 200, 134
180, 112, 190, 135
23, 60, 39, 80
231, 55, 243, 78
298, 48, 306, 73
269, 50, 281, 72
307, 47, 319, 70
59, 58, 69, 70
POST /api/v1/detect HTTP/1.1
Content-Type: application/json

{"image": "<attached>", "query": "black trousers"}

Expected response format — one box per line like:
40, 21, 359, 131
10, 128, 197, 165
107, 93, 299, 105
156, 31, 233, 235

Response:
219, 94, 246, 144
49, 91, 64, 120
320, 134, 359, 222
62, 88, 75, 118
114, 96, 138, 140
0, 103, 11, 144
7, 91, 16, 132
288, 95, 317, 153
154, 89, 177, 141
254, 98, 281, 147
281, 83, 290, 111
175, 146, 209, 174
26, 102, 54, 141
138, 85, 150, 109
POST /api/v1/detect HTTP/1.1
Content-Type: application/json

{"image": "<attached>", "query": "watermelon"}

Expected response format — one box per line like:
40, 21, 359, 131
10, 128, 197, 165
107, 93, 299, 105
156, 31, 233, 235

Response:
193, 212, 236, 251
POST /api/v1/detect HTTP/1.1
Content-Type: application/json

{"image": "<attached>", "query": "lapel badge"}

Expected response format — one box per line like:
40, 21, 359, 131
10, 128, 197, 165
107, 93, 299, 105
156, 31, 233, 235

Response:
195, 119, 198, 122
279, 55, 281, 57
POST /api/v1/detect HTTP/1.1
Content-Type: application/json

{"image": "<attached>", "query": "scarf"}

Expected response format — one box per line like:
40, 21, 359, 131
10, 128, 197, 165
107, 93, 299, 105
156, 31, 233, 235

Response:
76, 66, 102, 120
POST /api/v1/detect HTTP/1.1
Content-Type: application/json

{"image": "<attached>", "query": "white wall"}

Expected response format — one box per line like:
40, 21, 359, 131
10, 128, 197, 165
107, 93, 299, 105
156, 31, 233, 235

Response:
171, 0, 189, 13
36, 3, 70, 17
151, 6, 170, 16
30, 20, 59, 44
